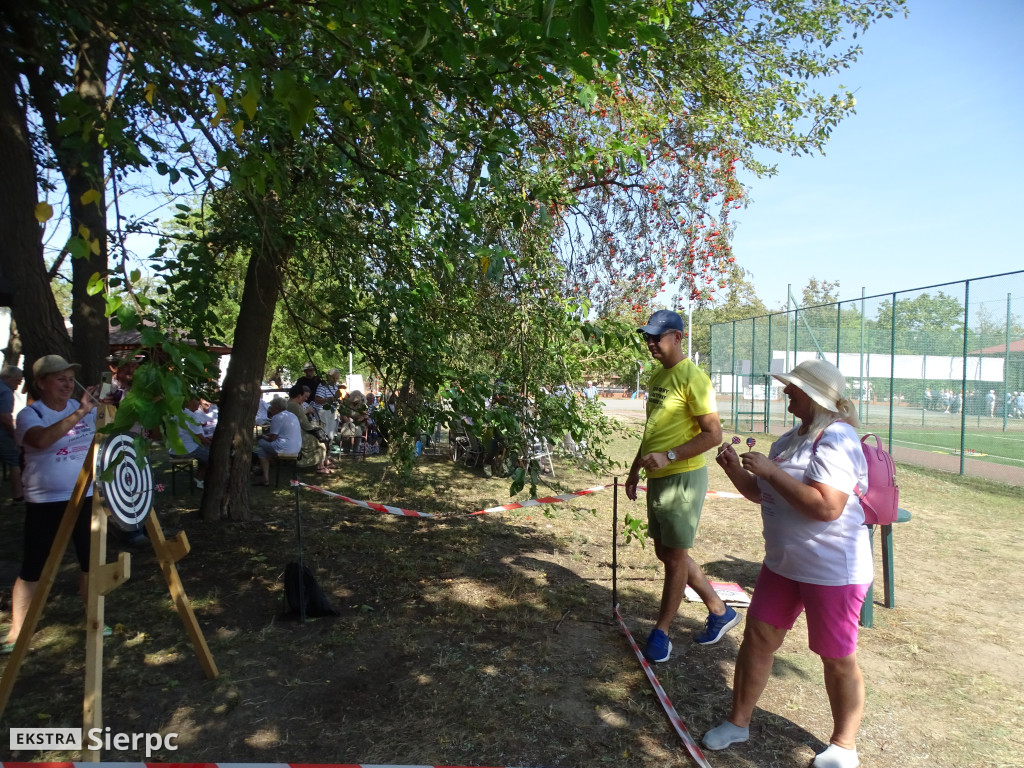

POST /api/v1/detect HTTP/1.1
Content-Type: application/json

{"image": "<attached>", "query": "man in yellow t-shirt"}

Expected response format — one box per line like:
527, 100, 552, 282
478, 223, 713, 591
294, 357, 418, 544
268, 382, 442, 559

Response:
625, 310, 739, 662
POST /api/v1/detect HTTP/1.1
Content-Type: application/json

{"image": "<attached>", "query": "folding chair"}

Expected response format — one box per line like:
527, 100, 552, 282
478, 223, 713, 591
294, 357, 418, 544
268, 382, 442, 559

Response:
526, 434, 555, 478
449, 424, 468, 463
168, 456, 196, 495
461, 422, 484, 468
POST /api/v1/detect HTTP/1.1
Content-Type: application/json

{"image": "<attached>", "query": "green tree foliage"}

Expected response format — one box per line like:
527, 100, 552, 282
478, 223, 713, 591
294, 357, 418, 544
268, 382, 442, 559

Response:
874, 291, 966, 355
1, 0, 907, 515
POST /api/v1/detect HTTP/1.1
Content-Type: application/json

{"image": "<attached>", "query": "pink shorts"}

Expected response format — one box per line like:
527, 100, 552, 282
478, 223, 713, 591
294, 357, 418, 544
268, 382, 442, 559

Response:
748, 564, 871, 659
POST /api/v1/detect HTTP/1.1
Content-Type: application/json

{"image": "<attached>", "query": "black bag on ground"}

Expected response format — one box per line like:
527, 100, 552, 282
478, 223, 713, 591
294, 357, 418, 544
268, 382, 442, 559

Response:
283, 562, 338, 617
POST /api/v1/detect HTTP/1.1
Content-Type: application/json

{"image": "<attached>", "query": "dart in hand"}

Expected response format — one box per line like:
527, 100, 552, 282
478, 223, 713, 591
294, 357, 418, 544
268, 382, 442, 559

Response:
731, 436, 741, 445
746, 437, 757, 449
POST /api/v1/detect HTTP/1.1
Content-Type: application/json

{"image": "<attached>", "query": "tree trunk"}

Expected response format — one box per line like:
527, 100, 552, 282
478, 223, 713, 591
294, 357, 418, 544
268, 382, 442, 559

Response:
64, 29, 110, 385
4, 318, 22, 366
200, 230, 292, 522
0, 49, 74, 379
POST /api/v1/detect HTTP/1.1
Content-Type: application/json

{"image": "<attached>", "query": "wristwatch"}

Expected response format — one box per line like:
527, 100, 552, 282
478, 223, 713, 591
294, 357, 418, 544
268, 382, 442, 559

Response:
666, 449, 677, 462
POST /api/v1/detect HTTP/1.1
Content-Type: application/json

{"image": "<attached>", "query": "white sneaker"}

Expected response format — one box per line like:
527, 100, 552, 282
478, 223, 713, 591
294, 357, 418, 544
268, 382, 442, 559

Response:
813, 743, 859, 768
702, 721, 749, 750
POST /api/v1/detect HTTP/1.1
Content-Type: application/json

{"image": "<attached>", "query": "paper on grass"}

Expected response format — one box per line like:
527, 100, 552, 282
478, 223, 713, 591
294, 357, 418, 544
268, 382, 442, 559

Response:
685, 580, 751, 607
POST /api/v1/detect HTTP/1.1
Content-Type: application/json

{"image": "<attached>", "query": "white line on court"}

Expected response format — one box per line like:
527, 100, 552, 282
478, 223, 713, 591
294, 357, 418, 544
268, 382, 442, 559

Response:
886, 438, 1024, 464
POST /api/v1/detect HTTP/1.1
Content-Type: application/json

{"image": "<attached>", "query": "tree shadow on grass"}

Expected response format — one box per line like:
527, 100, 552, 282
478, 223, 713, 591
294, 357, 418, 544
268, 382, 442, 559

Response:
0, 475, 828, 768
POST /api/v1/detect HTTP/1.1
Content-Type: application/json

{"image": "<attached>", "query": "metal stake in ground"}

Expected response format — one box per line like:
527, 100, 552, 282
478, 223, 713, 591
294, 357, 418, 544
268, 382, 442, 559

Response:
612, 476, 618, 617
293, 461, 306, 623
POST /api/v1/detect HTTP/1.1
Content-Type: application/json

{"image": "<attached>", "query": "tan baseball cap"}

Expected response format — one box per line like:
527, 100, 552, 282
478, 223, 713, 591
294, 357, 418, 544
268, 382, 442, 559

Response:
32, 354, 81, 378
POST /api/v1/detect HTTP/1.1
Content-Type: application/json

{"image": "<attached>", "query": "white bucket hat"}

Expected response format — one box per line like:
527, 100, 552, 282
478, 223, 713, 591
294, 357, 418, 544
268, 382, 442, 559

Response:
773, 359, 847, 413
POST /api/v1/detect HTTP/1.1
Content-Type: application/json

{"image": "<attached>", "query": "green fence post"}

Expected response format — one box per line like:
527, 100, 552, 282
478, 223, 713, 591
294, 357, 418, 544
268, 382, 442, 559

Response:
860, 288, 867, 425
1005, 293, 1012, 433
959, 281, 970, 474
731, 320, 737, 432
889, 293, 896, 454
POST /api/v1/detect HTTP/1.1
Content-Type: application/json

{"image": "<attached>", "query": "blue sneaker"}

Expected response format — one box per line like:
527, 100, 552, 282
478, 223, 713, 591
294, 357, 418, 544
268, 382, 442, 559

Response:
643, 628, 672, 662
695, 605, 741, 645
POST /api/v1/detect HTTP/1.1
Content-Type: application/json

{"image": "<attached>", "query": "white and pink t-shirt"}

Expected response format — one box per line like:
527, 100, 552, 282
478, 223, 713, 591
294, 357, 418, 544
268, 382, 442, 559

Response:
15, 400, 96, 503
758, 422, 872, 586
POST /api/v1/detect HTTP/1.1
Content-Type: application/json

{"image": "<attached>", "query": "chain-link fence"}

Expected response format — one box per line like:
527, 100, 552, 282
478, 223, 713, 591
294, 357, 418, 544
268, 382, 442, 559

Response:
710, 271, 1024, 485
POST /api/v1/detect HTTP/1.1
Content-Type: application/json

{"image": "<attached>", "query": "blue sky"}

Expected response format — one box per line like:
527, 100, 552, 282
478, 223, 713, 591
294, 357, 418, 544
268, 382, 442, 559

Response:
727, 0, 1024, 311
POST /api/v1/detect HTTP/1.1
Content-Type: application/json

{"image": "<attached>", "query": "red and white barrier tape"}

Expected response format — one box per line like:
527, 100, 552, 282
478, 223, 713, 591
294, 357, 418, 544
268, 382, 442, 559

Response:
705, 490, 744, 499
0, 764, 519, 768
291, 480, 435, 517
468, 485, 608, 515
614, 605, 713, 768
290, 480, 612, 518
291, 480, 744, 519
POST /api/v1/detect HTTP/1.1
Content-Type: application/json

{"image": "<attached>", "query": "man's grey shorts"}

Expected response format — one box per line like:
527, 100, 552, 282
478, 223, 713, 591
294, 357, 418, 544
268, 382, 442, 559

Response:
646, 466, 708, 549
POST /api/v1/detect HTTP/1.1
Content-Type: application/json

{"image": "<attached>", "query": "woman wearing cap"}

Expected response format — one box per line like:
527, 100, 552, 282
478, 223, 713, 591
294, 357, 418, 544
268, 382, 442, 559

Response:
705, 359, 871, 768
5, 355, 99, 652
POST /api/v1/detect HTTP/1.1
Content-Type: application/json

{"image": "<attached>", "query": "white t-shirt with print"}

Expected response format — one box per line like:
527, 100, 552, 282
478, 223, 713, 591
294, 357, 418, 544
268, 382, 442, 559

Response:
758, 422, 872, 586
16, 400, 96, 503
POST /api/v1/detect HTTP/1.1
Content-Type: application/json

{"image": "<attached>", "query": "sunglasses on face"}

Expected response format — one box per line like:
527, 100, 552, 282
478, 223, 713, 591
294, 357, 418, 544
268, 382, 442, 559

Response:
642, 331, 673, 343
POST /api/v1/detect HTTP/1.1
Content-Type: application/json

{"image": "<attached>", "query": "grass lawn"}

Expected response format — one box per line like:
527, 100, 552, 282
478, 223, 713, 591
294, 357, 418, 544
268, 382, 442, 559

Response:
0, 415, 1021, 767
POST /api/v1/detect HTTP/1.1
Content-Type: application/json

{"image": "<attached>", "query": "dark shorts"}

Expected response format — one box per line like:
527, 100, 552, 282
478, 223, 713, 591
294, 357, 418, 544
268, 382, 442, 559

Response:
255, 443, 280, 460
20, 497, 93, 581
186, 445, 210, 465
0, 430, 18, 467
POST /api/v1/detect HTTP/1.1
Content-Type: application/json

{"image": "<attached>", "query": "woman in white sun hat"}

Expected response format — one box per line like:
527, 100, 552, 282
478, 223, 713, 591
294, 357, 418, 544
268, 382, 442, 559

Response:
705, 359, 871, 768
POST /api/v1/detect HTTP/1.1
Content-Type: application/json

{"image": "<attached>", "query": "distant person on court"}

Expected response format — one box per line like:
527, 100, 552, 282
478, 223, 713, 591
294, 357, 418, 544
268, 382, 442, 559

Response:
705, 359, 871, 768
6, 355, 100, 652
625, 309, 734, 663
986, 389, 996, 417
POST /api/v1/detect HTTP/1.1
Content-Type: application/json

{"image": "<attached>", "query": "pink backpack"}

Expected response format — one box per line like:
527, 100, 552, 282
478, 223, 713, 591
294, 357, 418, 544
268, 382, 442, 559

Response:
813, 429, 900, 526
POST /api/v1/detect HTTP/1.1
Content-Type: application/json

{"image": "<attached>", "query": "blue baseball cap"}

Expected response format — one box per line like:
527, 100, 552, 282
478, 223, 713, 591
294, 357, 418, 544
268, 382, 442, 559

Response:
638, 310, 685, 335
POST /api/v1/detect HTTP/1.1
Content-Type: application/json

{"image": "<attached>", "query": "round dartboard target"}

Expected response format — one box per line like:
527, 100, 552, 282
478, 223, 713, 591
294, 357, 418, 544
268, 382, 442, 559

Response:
94, 433, 154, 531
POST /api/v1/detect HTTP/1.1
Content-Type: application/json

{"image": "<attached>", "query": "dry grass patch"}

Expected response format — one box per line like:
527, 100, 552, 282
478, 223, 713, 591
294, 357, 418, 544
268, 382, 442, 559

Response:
0, 424, 1020, 767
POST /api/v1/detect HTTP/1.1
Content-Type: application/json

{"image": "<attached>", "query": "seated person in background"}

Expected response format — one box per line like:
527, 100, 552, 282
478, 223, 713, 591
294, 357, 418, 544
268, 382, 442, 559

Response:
315, 369, 342, 444
111, 360, 139, 407
338, 389, 368, 454
315, 368, 341, 407
169, 395, 212, 489
286, 384, 330, 473
199, 397, 219, 420
255, 397, 270, 426
296, 362, 321, 401
253, 397, 301, 485
193, 397, 218, 439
